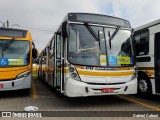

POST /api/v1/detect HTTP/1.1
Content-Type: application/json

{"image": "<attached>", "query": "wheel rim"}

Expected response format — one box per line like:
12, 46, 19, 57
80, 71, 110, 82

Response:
139, 79, 148, 93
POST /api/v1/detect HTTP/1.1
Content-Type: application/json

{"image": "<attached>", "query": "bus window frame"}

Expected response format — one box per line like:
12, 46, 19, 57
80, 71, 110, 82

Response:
0, 40, 31, 67
134, 29, 149, 56
66, 22, 135, 68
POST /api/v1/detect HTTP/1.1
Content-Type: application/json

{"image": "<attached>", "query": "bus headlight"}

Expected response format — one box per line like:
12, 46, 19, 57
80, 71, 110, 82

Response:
68, 65, 81, 81
131, 67, 137, 80
16, 70, 31, 79
70, 73, 77, 79
69, 67, 74, 72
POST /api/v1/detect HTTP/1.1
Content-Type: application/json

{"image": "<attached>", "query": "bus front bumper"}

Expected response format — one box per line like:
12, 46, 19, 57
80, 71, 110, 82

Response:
65, 78, 137, 97
0, 74, 32, 91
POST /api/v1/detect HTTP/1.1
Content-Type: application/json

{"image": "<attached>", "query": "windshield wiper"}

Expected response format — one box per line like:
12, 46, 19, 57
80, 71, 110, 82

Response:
84, 22, 101, 49
108, 26, 120, 50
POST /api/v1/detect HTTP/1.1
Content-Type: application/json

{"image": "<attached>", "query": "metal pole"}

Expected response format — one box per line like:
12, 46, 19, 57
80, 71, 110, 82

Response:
7, 20, 9, 28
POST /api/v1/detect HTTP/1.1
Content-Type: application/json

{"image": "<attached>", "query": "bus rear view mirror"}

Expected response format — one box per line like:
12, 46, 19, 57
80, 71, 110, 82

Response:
32, 48, 38, 59
32, 42, 38, 59
62, 21, 67, 38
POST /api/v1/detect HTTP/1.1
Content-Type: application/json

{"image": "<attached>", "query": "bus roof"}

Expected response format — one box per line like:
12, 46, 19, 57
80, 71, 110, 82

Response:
134, 19, 160, 31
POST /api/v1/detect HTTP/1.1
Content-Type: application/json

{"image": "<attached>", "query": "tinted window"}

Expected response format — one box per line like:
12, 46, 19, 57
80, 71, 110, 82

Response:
136, 57, 151, 62
0, 29, 27, 37
68, 13, 131, 28
134, 29, 149, 56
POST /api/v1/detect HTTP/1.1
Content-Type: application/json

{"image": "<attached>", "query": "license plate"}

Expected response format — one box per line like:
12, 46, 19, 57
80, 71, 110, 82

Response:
0, 84, 3, 89
102, 88, 114, 93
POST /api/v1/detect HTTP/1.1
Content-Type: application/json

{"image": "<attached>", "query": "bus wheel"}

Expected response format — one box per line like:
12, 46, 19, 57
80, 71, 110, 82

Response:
138, 76, 152, 97
55, 89, 64, 97
22, 88, 31, 95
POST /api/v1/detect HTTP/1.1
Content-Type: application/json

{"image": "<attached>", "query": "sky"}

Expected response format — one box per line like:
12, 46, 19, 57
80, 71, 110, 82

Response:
0, 0, 160, 51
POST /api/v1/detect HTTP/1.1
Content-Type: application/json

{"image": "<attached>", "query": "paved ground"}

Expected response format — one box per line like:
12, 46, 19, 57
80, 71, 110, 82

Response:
0, 76, 160, 119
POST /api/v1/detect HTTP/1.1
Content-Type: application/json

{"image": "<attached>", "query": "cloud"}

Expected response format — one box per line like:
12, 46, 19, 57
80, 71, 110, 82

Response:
100, 0, 160, 27
0, 0, 160, 50
0, 0, 100, 50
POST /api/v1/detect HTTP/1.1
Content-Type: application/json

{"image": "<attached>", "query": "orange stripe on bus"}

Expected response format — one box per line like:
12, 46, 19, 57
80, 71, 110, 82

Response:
77, 70, 133, 76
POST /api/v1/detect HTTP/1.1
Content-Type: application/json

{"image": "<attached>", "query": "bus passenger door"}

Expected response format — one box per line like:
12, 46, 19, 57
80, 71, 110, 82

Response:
155, 32, 160, 94
46, 46, 49, 82
54, 32, 64, 93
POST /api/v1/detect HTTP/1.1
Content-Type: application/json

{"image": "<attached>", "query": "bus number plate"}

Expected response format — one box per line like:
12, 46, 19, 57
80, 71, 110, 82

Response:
102, 88, 113, 93
0, 84, 3, 89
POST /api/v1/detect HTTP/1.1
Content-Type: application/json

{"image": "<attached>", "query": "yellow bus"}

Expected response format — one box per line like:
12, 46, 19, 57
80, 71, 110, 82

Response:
0, 28, 37, 92
38, 13, 137, 97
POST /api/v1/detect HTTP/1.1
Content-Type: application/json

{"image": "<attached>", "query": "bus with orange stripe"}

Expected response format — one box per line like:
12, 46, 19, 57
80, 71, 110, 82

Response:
134, 19, 160, 96
0, 27, 37, 92
37, 51, 47, 81
38, 13, 137, 97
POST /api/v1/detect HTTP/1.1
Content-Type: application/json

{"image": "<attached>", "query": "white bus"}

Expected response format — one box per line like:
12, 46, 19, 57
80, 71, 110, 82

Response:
38, 13, 137, 97
134, 19, 160, 96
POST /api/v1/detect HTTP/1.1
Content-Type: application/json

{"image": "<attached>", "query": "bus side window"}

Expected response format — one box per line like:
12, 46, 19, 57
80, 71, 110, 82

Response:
134, 29, 149, 56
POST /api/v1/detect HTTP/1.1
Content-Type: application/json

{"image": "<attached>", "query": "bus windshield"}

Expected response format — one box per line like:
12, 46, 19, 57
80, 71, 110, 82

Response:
68, 23, 134, 67
0, 40, 30, 67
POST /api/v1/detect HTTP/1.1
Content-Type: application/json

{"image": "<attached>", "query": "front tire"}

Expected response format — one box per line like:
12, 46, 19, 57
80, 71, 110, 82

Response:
138, 75, 152, 98
55, 89, 64, 97
22, 88, 31, 95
